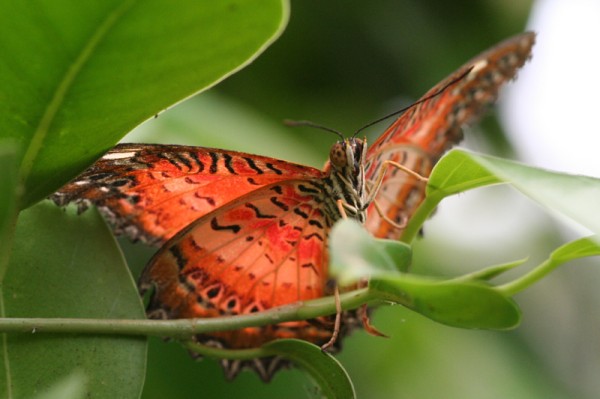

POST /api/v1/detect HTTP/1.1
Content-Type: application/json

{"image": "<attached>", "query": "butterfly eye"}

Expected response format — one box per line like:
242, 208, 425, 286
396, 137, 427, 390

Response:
329, 142, 347, 168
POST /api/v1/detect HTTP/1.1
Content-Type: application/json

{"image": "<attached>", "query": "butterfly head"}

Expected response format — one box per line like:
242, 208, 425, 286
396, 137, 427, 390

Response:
329, 137, 366, 173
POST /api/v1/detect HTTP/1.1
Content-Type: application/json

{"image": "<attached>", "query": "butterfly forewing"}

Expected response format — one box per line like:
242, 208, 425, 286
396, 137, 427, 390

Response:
51, 144, 323, 245
364, 32, 535, 239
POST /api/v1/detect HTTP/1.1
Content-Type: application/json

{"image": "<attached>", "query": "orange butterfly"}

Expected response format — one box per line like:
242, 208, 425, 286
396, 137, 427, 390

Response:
52, 32, 535, 380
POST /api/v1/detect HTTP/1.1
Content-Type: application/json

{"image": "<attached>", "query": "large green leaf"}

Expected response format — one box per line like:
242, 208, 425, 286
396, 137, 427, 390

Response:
0, 202, 147, 398
0, 0, 288, 207
0, 141, 20, 280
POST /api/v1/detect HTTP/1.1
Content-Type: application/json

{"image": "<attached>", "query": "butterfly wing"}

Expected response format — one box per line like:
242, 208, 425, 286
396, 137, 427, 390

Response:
364, 32, 536, 239
139, 179, 338, 379
51, 143, 323, 245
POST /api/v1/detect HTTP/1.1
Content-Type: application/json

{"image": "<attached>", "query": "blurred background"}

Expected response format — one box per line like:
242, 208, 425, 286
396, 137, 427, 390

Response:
123, 0, 600, 398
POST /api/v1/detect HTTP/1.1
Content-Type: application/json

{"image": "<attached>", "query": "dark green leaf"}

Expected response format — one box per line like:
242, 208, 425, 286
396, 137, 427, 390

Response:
0, 0, 288, 207
263, 339, 355, 399
0, 141, 20, 279
0, 202, 147, 398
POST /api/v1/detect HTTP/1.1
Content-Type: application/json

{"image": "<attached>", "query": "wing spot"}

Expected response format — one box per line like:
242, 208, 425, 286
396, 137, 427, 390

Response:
189, 152, 205, 172
297, 184, 319, 194
169, 246, 186, 269
308, 219, 323, 229
226, 298, 238, 309
194, 192, 216, 206
270, 196, 289, 211
294, 208, 308, 219
304, 233, 323, 241
102, 151, 136, 160
245, 203, 276, 219
243, 157, 264, 174
206, 284, 222, 299
265, 163, 283, 175
210, 217, 241, 233
223, 153, 236, 174
209, 152, 219, 174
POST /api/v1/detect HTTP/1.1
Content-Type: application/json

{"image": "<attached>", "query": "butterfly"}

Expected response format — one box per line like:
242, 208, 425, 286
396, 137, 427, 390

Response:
51, 32, 535, 381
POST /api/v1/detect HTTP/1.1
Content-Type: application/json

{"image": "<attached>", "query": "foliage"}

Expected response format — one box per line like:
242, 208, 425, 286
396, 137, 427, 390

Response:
1, 1, 598, 399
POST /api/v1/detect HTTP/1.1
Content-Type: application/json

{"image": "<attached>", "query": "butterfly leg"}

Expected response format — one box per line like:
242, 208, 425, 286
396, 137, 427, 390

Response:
366, 160, 429, 205
372, 199, 408, 230
336, 198, 349, 219
319, 200, 348, 352
321, 284, 342, 352
358, 303, 388, 338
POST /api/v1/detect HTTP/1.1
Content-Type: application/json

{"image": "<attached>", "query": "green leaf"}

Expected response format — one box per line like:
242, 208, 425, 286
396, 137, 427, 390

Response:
370, 274, 521, 330
0, 141, 20, 281
0, 0, 289, 207
330, 219, 412, 286
468, 152, 600, 238
0, 202, 147, 399
405, 149, 600, 243
551, 236, 600, 263
263, 339, 355, 399
427, 149, 504, 196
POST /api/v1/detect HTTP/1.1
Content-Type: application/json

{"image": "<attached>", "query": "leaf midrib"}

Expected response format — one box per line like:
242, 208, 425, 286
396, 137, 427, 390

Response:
18, 0, 136, 193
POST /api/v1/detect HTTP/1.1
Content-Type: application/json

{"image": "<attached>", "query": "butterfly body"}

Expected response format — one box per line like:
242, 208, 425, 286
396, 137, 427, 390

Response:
52, 32, 536, 380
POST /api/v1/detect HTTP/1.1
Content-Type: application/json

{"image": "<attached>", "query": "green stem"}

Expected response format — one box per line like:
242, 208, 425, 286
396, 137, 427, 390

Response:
400, 193, 442, 244
497, 258, 559, 297
184, 340, 267, 360
0, 288, 372, 338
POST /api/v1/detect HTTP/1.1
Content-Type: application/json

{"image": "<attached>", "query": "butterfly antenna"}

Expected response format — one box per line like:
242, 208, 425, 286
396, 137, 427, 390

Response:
353, 65, 474, 137
284, 119, 345, 141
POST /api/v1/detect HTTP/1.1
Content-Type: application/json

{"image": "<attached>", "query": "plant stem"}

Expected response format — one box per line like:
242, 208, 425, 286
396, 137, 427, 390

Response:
0, 288, 372, 338
400, 193, 441, 244
497, 258, 558, 297
184, 341, 266, 360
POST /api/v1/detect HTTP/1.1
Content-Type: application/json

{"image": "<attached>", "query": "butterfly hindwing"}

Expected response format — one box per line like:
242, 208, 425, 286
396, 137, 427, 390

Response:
139, 179, 334, 349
